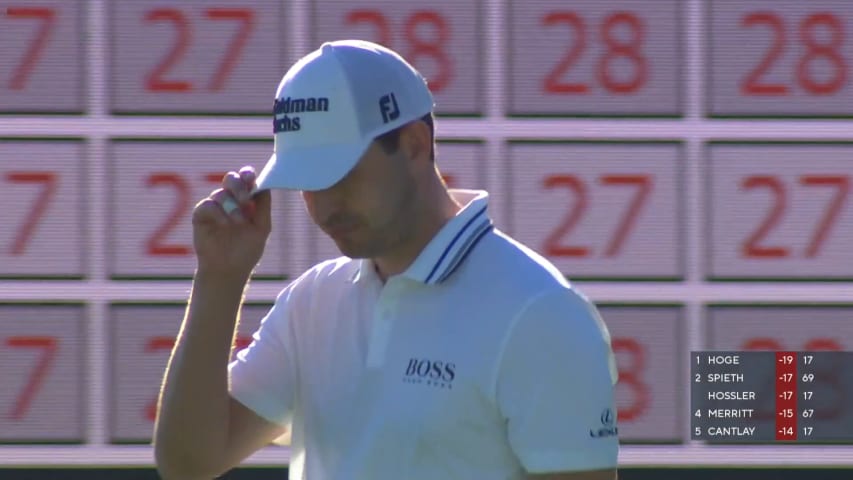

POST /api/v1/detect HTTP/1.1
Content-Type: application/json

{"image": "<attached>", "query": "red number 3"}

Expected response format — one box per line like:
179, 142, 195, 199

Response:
612, 338, 649, 422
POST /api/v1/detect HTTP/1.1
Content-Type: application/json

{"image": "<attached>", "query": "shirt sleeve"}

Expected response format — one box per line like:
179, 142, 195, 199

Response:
228, 281, 302, 427
495, 287, 619, 473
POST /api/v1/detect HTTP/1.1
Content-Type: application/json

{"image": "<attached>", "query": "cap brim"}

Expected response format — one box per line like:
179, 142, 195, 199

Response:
255, 140, 371, 192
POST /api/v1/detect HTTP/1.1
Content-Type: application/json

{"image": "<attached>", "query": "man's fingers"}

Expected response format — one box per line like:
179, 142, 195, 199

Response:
249, 189, 272, 231
223, 171, 250, 204
194, 166, 262, 227
239, 166, 257, 188
221, 197, 240, 215
193, 197, 230, 227
211, 188, 247, 222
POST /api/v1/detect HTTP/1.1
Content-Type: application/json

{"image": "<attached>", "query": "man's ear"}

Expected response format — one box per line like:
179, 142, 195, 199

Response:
399, 119, 432, 164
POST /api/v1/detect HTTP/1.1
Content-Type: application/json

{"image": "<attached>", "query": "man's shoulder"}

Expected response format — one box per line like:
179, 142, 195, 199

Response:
292, 256, 360, 288
468, 227, 571, 293
451, 227, 598, 326
275, 256, 358, 304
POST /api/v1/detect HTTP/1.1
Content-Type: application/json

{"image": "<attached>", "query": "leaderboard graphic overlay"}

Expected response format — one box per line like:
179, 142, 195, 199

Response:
2, 0, 853, 467
692, 351, 853, 443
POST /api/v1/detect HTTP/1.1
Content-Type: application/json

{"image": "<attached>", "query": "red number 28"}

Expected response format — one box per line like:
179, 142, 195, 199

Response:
345, 10, 452, 92
741, 12, 847, 96
543, 11, 647, 95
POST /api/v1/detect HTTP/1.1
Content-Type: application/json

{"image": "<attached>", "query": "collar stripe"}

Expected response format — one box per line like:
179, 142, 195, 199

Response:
423, 206, 487, 284
435, 222, 493, 284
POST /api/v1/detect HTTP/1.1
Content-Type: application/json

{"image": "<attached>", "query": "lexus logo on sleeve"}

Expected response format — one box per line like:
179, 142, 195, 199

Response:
402, 357, 456, 389
589, 408, 619, 438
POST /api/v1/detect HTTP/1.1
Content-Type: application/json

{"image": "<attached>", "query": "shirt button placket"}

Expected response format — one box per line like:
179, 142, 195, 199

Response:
366, 282, 397, 368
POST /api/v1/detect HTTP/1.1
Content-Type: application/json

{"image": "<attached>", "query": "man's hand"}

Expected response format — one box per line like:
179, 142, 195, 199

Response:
192, 166, 271, 281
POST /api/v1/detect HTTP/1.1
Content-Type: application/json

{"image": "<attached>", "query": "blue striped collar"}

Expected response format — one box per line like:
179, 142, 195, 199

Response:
354, 189, 493, 285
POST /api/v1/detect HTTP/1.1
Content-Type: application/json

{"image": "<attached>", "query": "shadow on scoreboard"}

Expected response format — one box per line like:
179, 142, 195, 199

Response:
1, 468, 853, 479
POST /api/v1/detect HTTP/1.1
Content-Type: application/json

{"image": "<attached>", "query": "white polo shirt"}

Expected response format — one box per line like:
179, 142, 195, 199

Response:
229, 189, 619, 480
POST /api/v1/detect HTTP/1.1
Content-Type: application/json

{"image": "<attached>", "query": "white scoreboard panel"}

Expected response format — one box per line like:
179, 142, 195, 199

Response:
1, 0, 853, 468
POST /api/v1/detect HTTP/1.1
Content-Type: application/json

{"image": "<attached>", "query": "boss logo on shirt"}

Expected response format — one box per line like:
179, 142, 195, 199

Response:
589, 408, 619, 438
403, 358, 456, 389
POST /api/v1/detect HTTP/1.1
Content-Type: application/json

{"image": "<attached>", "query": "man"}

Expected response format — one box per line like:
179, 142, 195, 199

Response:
153, 40, 619, 480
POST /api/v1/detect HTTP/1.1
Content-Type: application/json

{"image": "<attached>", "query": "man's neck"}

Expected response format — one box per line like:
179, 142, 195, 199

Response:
373, 190, 461, 282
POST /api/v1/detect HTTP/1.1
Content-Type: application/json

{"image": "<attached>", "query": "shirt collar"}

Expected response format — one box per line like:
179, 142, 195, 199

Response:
353, 189, 494, 285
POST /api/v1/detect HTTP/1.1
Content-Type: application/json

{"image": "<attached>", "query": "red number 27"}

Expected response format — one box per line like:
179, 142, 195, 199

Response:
740, 174, 848, 258
144, 8, 254, 92
543, 174, 652, 258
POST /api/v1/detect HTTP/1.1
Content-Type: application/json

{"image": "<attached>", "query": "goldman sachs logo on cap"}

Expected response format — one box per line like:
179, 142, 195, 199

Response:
273, 96, 330, 133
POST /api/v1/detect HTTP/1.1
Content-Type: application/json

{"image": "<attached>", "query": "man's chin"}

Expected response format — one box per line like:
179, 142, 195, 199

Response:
336, 242, 388, 261
330, 238, 367, 259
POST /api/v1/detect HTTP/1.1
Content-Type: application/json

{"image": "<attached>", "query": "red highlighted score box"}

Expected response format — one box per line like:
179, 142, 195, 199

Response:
775, 351, 798, 441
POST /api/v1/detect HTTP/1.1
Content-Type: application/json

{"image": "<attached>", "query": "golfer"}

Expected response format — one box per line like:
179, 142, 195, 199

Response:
154, 40, 619, 480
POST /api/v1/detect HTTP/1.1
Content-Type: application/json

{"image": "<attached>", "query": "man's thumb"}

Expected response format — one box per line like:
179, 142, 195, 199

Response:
249, 189, 272, 229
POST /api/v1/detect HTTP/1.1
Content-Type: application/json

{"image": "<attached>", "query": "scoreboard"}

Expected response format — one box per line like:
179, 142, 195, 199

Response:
1, 0, 853, 468
692, 351, 853, 443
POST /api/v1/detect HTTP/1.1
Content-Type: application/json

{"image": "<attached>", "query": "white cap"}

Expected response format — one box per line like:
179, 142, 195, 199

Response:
255, 40, 435, 191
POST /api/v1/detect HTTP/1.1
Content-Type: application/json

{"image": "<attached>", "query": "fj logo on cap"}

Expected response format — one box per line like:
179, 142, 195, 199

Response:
379, 92, 400, 124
